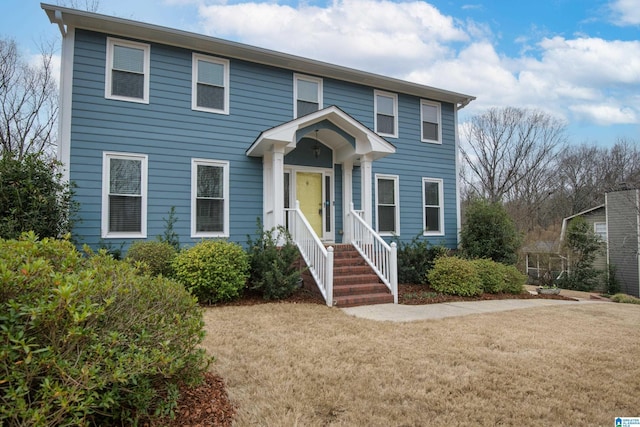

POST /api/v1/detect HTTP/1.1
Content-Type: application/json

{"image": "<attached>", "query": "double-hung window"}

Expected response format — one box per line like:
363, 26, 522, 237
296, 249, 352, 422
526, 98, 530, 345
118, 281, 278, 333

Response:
192, 54, 229, 114
422, 178, 444, 235
102, 152, 147, 238
376, 174, 399, 235
294, 74, 322, 118
106, 38, 150, 103
421, 100, 441, 143
374, 90, 398, 137
191, 159, 229, 237
594, 222, 607, 241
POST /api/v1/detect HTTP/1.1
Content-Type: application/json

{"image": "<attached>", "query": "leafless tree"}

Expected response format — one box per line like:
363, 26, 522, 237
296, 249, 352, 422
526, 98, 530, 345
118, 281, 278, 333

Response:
460, 107, 567, 204
0, 39, 58, 159
56, 0, 100, 12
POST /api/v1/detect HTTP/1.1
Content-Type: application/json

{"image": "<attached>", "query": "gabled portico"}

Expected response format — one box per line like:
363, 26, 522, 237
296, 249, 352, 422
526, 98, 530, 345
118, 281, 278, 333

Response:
246, 106, 395, 241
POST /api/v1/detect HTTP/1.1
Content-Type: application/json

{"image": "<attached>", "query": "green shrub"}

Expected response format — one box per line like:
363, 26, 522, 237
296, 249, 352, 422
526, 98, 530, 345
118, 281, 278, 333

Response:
0, 232, 210, 426
0, 153, 77, 239
126, 240, 177, 277
605, 265, 621, 295
427, 256, 482, 296
610, 293, 640, 304
247, 221, 301, 300
394, 233, 449, 284
173, 240, 249, 304
472, 258, 505, 293
460, 199, 521, 265
500, 264, 526, 294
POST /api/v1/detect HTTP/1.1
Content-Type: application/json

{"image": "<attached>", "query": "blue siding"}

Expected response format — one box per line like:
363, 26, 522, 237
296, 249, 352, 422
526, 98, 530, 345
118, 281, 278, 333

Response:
69, 28, 460, 251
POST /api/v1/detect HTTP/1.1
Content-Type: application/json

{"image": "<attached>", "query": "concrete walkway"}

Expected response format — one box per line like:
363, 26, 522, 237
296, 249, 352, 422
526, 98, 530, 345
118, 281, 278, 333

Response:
342, 298, 604, 322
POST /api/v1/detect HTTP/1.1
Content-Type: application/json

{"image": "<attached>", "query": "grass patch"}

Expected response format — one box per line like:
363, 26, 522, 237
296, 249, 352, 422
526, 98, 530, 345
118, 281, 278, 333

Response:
201, 302, 640, 426
610, 293, 640, 304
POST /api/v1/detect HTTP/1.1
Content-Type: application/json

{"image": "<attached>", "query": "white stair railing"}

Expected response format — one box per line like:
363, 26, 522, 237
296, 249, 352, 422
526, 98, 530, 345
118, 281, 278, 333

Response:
348, 203, 398, 304
285, 201, 334, 307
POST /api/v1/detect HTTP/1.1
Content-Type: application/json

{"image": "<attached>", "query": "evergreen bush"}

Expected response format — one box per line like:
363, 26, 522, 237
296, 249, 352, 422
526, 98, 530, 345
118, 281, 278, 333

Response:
0, 232, 209, 426
173, 240, 249, 304
394, 233, 449, 284
427, 256, 482, 296
472, 258, 505, 293
126, 240, 177, 277
500, 264, 527, 294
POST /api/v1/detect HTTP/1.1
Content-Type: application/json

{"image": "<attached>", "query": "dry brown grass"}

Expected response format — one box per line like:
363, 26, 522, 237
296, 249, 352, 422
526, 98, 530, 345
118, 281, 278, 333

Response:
201, 302, 640, 426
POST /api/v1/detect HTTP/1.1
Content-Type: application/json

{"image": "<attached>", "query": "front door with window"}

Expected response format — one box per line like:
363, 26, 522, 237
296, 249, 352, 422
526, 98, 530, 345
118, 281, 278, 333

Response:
287, 170, 334, 242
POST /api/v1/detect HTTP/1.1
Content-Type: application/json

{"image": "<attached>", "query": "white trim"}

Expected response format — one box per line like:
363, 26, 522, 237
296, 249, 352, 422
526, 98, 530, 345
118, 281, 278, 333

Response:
191, 53, 230, 114
420, 99, 442, 144
374, 90, 398, 138
190, 158, 230, 238
454, 103, 461, 246
422, 177, 445, 236
105, 37, 150, 104
287, 165, 335, 242
101, 152, 148, 238
375, 174, 400, 236
57, 25, 75, 182
293, 73, 323, 118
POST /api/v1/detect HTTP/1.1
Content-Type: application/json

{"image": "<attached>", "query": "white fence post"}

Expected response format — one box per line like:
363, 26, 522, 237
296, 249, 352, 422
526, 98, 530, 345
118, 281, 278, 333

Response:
326, 246, 334, 307
390, 242, 398, 304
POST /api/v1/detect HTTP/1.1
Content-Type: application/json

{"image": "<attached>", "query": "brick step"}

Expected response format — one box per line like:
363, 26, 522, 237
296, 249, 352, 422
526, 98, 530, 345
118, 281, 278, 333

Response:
333, 274, 380, 286
329, 244, 358, 252
333, 257, 368, 268
333, 264, 374, 275
333, 292, 394, 307
333, 282, 390, 297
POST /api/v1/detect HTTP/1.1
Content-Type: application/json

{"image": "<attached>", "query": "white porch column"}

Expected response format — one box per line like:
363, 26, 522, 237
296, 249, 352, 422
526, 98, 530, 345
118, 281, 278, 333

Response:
272, 144, 286, 230
360, 154, 373, 226
342, 159, 353, 242
262, 151, 274, 229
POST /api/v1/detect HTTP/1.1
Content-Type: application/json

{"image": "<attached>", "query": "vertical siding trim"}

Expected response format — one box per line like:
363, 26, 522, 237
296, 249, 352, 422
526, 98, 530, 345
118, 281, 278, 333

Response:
636, 190, 640, 297
605, 192, 611, 281
454, 103, 461, 246
58, 26, 75, 181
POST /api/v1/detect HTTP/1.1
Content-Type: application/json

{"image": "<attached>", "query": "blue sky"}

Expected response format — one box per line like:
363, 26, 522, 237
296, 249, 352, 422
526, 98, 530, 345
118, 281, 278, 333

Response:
3, 0, 639, 147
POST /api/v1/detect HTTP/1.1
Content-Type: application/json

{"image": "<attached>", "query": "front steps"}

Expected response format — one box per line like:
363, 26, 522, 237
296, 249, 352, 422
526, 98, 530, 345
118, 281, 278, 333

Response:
330, 244, 394, 307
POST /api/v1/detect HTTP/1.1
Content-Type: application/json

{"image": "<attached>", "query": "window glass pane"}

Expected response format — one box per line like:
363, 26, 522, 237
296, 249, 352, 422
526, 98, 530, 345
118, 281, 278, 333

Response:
297, 79, 318, 102
198, 60, 224, 87
422, 104, 438, 123
197, 84, 224, 110
378, 206, 396, 233
325, 175, 331, 232
110, 158, 141, 195
112, 70, 144, 99
196, 199, 224, 232
377, 179, 395, 205
197, 165, 223, 198
297, 100, 318, 117
377, 114, 394, 134
422, 122, 438, 141
424, 181, 439, 206
425, 207, 440, 232
284, 173, 290, 209
109, 195, 141, 232
377, 94, 394, 115
113, 45, 144, 73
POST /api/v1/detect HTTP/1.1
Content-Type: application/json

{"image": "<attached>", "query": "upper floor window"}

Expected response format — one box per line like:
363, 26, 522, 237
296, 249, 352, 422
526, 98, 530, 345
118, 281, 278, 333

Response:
294, 74, 322, 118
102, 152, 147, 238
594, 222, 607, 241
421, 100, 442, 143
192, 54, 230, 114
106, 38, 150, 103
374, 90, 398, 137
423, 178, 444, 236
376, 174, 399, 235
191, 159, 229, 238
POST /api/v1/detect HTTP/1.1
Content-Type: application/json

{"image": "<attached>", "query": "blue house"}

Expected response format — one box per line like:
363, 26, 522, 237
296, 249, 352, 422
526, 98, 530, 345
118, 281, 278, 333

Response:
43, 4, 475, 306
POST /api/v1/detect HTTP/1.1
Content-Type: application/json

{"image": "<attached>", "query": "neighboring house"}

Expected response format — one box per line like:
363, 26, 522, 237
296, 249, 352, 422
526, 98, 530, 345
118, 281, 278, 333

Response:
560, 189, 640, 297
521, 240, 564, 284
43, 4, 475, 306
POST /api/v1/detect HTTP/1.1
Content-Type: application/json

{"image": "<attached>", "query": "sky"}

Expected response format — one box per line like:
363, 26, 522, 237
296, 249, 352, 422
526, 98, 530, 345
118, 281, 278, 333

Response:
2, 0, 639, 147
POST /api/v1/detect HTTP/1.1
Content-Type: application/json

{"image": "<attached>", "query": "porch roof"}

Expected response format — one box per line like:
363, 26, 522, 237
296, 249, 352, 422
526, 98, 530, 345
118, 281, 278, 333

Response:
246, 106, 396, 163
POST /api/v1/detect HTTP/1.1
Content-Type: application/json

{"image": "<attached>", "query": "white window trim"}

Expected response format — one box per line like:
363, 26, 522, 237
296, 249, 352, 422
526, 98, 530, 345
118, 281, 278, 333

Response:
374, 89, 398, 138
420, 99, 442, 144
101, 152, 148, 239
375, 174, 400, 236
105, 37, 150, 104
191, 159, 230, 238
293, 73, 323, 118
594, 222, 607, 241
422, 177, 444, 236
191, 53, 230, 115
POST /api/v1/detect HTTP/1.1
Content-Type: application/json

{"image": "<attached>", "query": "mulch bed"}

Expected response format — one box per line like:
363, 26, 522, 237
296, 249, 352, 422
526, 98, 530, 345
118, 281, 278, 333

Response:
158, 283, 576, 426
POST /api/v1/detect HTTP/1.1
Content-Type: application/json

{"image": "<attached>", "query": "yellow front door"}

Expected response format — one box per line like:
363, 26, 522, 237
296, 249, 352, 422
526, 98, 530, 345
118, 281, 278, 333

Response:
296, 171, 323, 237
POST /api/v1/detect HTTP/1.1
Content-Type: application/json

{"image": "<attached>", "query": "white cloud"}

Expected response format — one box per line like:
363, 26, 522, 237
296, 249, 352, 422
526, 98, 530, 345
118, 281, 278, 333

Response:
570, 103, 637, 125
609, 0, 640, 26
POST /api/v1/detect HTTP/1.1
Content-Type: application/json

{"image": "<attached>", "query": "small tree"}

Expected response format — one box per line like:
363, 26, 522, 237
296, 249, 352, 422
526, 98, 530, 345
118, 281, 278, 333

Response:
560, 216, 602, 291
460, 199, 521, 265
0, 153, 76, 239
